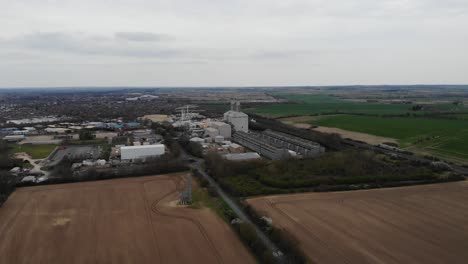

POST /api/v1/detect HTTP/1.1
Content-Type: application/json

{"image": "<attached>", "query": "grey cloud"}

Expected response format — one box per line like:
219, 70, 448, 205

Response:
115, 32, 170, 42
0, 32, 179, 58
251, 50, 307, 60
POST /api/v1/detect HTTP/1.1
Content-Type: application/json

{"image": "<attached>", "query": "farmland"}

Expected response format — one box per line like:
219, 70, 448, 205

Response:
247, 181, 468, 264
0, 173, 254, 264
312, 115, 468, 162
265, 93, 468, 163
248, 94, 463, 117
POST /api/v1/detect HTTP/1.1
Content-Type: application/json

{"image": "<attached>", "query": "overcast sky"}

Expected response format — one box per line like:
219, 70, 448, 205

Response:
1, 0, 467, 87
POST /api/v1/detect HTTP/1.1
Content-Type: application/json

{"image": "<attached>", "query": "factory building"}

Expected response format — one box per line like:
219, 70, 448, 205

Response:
233, 130, 325, 160
204, 127, 219, 141
233, 131, 291, 160
224, 101, 249, 133
120, 144, 165, 160
223, 152, 261, 161
260, 130, 325, 157
209, 121, 231, 139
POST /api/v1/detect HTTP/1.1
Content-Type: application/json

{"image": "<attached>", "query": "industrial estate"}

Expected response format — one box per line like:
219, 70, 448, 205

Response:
1, 86, 468, 263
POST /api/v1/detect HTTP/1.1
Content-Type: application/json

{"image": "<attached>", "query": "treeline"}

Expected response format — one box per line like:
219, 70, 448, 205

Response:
0, 139, 18, 206
249, 114, 343, 150
203, 150, 463, 197
178, 136, 203, 157
18, 155, 187, 187
0, 171, 16, 207
0, 139, 19, 170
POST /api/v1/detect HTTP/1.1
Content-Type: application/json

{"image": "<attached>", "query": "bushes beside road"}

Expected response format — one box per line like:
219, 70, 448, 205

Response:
243, 204, 308, 264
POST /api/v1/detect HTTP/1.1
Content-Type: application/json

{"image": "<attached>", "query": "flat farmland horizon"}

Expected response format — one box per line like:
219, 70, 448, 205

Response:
247, 181, 468, 264
0, 173, 255, 264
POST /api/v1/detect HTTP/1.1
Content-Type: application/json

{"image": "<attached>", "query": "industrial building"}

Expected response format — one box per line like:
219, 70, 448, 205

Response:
233, 131, 291, 160
209, 121, 231, 139
223, 152, 261, 161
3, 135, 25, 142
260, 130, 325, 157
120, 144, 165, 160
224, 101, 248, 133
204, 127, 220, 141
233, 130, 325, 160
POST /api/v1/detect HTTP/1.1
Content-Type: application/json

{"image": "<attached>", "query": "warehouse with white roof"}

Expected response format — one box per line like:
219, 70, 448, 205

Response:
120, 144, 165, 160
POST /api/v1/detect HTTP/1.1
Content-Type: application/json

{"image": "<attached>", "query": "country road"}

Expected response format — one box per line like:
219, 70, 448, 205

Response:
180, 150, 284, 261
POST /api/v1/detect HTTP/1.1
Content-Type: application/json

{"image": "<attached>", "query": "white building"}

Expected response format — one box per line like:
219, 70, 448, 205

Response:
12, 130, 30, 135
224, 111, 248, 133
223, 101, 248, 133
205, 127, 219, 141
4, 135, 25, 142
223, 152, 261, 161
120, 144, 165, 160
190, 137, 205, 143
209, 121, 231, 139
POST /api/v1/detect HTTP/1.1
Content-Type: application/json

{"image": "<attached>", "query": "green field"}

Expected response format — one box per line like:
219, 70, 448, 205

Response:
9, 144, 57, 159
312, 115, 468, 161
249, 94, 464, 117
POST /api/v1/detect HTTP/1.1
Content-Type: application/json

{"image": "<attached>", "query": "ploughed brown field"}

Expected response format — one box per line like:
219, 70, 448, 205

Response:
0, 173, 254, 264
247, 181, 468, 264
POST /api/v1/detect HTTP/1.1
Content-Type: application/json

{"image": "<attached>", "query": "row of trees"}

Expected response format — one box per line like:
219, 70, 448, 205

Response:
78, 130, 95, 140
0, 139, 17, 206
203, 148, 462, 197
178, 136, 203, 157
0, 139, 17, 170
19, 154, 188, 187
0, 171, 16, 207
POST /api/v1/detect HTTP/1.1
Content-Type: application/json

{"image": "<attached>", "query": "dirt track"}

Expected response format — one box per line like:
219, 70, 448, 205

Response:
312, 126, 397, 145
280, 116, 397, 145
247, 181, 468, 264
0, 173, 254, 264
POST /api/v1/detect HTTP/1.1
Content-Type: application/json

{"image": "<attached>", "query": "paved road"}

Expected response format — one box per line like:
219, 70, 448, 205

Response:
181, 151, 283, 260
13, 152, 50, 177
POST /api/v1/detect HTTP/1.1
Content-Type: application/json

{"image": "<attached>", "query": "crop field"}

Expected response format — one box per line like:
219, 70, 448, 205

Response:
0, 173, 254, 264
247, 181, 468, 264
9, 144, 57, 159
248, 94, 462, 117
312, 115, 468, 161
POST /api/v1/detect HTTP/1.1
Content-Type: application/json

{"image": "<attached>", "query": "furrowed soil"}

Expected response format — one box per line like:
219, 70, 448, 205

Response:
0, 173, 254, 264
247, 181, 468, 264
